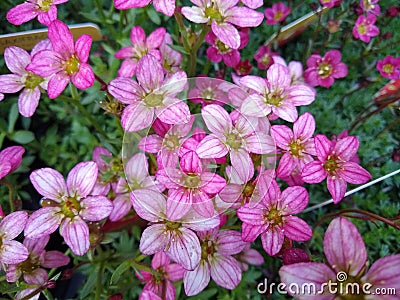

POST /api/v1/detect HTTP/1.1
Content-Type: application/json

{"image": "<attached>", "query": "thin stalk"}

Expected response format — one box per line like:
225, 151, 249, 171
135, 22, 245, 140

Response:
188, 25, 210, 77
94, 0, 117, 37
95, 262, 104, 300
1, 180, 15, 212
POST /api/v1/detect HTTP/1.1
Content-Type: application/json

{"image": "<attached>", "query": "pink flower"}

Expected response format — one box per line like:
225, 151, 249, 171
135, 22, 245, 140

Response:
319, 0, 341, 8
160, 33, 182, 74
91, 146, 116, 196
139, 252, 185, 300
360, 0, 380, 16
183, 228, 245, 295
131, 189, 220, 270
114, 0, 176, 16
25, 161, 113, 256
234, 243, 264, 271
156, 150, 226, 218
6, 235, 69, 284
240, 64, 316, 122
181, 0, 263, 49
254, 46, 277, 70
0, 46, 50, 117
241, 0, 263, 9
264, 2, 290, 25
271, 112, 316, 178
301, 134, 371, 204
188, 76, 229, 106
205, 29, 248, 67
234, 59, 252, 76
304, 50, 348, 88
108, 54, 190, 132
0, 146, 25, 180
280, 217, 400, 299
196, 104, 275, 182
352, 14, 379, 43
376, 55, 400, 79
6, 0, 68, 26
237, 180, 312, 256
27, 20, 94, 99
0, 211, 29, 265
115, 26, 166, 78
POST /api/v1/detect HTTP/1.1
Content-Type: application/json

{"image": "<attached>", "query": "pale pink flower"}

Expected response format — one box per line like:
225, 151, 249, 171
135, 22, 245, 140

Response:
160, 33, 182, 74
183, 228, 245, 295
272, 56, 305, 85
156, 150, 226, 218
271, 112, 316, 178
91, 146, 116, 196
280, 217, 400, 299
353, 14, 379, 43
304, 50, 348, 88
108, 54, 190, 132
0, 211, 29, 265
264, 2, 290, 25
237, 180, 312, 256
115, 26, 166, 78
301, 134, 371, 204
240, 64, 316, 122
241, 0, 263, 9
27, 20, 94, 99
131, 189, 220, 270
360, 0, 380, 16
0, 46, 50, 117
188, 76, 230, 106
376, 55, 400, 79
234, 243, 264, 271
6, 235, 69, 284
181, 0, 263, 49
196, 104, 275, 182
25, 161, 113, 256
139, 252, 185, 300
7, 0, 68, 26
0, 146, 25, 180
114, 0, 176, 16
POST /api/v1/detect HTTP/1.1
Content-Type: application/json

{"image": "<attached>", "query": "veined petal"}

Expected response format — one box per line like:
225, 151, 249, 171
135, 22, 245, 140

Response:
200, 172, 226, 194
154, 0, 176, 16
327, 176, 347, 204
217, 230, 246, 255
210, 254, 242, 289
280, 186, 308, 214
24, 236, 49, 255
48, 20, 74, 55
138, 135, 163, 153
47, 73, 69, 99
108, 194, 131, 222
166, 188, 192, 221
324, 217, 367, 277
240, 0, 263, 9
30, 168, 67, 200
23, 268, 48, 285
241, 223, 267, 242
37, 6, 57, 25
277, 152, 296, 178
241, 94, 270, 117
160, 70, 187, 96
125, 153, 149, 182
6, 3, 37, 25
301, 161, 327, 184
180, 151, 202, 174
27, 50, 62, 78
0, 240, 28, 264
18, 87, 40, 117
140, 224, 169, 255
165, 263, 185, 281
202, 104, 232, 134
137, 55, 164, 91
121, 102, 154, 132
192, 191, 215, 218
267, 64, 291, 89
108, 77, 142, 104
335, 136, 359, 161
147, 28, 167, 49
273, 102, 298, 122
184, 260, 210, 296
4, 46, 30, 75
131, 189, 166, 222
75, 34, 92, 63
67, 161, 98, 198
219, 184, 242, 203
80, 195, 113, 221
24, 207, 63, 238
0, 211, 28, 239
41, 251, 70, 268
59, 218, 90, 256
156, 98, 191, 125
261, 226, 285, 256
0, 74, 24, 93
167, 227, 201, 270
314, 134, 332, 161
271, 125, 293, 150
71, 63, 94, 90
130, 25, 147, 44
293, 112, 315, 140
211, 21, 240, 49
230, 149, 253, 183
196, 134, 228, 158
225, 7, 264, 27
181, 7, 208, 23
287, 84, 316, 106
283, 216, 312, 241
245, 132, 275, 154
237, 204, 265, 225
337, 162, 371, 184
239, 75, 267, 94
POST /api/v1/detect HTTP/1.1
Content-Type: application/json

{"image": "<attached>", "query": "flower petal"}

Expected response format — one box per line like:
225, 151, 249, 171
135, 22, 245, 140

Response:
140, 224, 169, 255
41, 250, 70, 268
59, 217, 90, 256
4, 46, 30, 75
80, 195, 113, 221
48, 20, 74, 55
0, 211, 28, 240
327, 176, 347, 204
24, 207, 63, 238
280, 186, 309, 214
121, 102, 154, 132
196, 134, 228, 158
18, 87, 40, 117
211, 21, 240, 49
131, 189, 166, 222
0, 240, 28, 264
210, 254, 242, 289
71, 63, 94, 89
261, 226, 285, 256
75, 34, 92, 63
202, 104, 232, 134
301, 161, 327, 184
283, 216, 312, 242
30, 168, 67, 200
67, 161, 98, 198
0, 74, 24, 93
167, 227, 201, 270
184, 260, 210, 296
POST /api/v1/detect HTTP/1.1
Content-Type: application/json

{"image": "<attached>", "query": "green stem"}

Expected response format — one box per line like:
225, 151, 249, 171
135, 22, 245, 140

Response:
1, 180, 15, 212
95, 262, 104, 300
94, 0, 118, 37
188, 25, 210, 77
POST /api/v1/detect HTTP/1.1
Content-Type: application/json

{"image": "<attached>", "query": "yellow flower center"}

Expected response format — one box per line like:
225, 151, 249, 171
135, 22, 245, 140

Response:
204, 2, 224, 23
23, 72, 44, 89
65, 56, 80, 75
38, 0, 53, 12
357, 24, 367, 35
383, 64, 394, 75
318, 63, 333, 78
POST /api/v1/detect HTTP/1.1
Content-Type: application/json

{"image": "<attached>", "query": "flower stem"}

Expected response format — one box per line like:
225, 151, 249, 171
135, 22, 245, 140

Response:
1, 179, 15, 212
188, 25, 210, 77
95, 261, 104, 300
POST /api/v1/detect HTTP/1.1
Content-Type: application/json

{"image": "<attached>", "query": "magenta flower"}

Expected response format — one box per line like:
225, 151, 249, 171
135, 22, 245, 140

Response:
114, 0, 176, 16
254, 46, 277, 70
115, 26, 166, 78
196, 104, 275, 182
0, 146, 25, 180
27, 20, 94, 99
156, 150, 226, 218
6, 235, 69, 284
271, 112, 316, 178
304, 50, 348, 88
280, 217, 400, 299
301, 134, 371, 204
131, 189, 220, 270
237, 180, 312, 256
352, 14, 379, 43
240, 64, 316, 122
0, 211, 28, 265
264, 2, 290, 25
205, 29, 248, 67
181, 0, 263, 49
25, 161, 113, 256
139, 251, 185, 300
360, 0, 380, 16
376, 55, 400, 79
6, 0, 68, 26
183, 228, 245, 295
319, 0, 341, 8
160, 33, 182, 74
235, 243, 264, 272
0, 46, 51, 117
188, 76, 230, 106
108, 54, 190, 132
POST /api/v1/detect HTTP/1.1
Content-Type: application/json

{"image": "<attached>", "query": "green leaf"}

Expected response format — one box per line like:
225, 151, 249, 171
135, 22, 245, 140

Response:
8, 103, 19, 133
110, 260, 132, 284
146, 8, 161, 25
167, 44, 189, 55
10, 130, 35, 144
